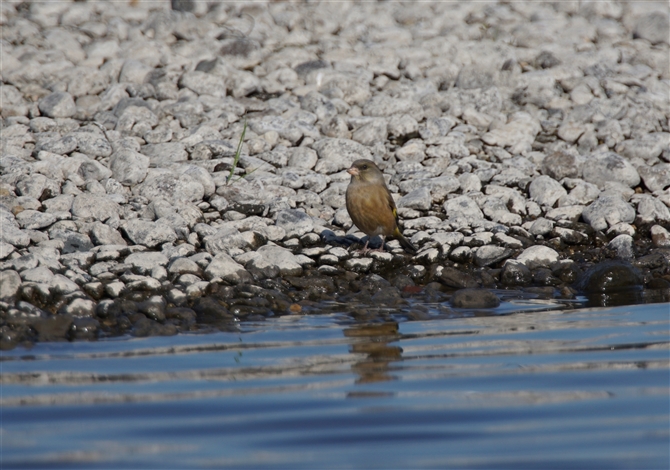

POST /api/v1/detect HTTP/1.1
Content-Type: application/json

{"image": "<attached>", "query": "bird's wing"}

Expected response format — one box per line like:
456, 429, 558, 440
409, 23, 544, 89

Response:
385, 186, 398, 224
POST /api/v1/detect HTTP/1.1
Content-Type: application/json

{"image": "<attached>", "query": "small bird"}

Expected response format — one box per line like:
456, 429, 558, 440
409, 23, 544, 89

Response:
345, 159, 417, 254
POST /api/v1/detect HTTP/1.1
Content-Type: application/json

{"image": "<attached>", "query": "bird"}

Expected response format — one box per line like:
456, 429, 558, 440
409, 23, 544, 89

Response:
345, 159, 417, 254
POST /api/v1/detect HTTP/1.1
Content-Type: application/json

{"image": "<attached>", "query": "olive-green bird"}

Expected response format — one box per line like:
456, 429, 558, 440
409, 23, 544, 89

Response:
345, 159, 417, 254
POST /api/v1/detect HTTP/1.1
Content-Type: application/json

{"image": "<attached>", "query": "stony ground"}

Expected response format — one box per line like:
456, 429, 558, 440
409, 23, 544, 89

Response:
1, 0, 669, 349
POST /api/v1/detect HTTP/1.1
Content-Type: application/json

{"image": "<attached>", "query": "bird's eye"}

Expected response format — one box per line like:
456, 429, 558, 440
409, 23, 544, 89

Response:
362, 165, 368, 170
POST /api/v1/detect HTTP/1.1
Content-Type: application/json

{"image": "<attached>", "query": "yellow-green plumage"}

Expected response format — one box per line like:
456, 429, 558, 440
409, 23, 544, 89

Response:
345, 159, 417, 254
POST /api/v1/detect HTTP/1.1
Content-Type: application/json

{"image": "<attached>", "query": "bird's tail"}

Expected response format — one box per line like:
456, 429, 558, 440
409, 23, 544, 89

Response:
394, 228, 417, 254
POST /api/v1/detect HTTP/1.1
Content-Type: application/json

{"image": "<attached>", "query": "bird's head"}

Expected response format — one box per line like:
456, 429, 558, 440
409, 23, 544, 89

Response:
347, 159, 384, 184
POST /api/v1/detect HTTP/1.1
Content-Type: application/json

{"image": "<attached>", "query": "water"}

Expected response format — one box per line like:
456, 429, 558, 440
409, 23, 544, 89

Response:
2, 301, 669, 469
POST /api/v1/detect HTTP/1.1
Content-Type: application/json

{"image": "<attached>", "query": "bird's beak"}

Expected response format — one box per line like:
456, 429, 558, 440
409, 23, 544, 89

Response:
347, 167, 359, 176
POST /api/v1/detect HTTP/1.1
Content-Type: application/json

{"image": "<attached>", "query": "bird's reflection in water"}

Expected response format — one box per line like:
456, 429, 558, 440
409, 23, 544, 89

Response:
343, 322, 402, 393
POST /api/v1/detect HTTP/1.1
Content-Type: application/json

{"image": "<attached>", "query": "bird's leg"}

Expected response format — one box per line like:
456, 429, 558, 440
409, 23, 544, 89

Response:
372, 235, 386, 252
357, 238, 370, 255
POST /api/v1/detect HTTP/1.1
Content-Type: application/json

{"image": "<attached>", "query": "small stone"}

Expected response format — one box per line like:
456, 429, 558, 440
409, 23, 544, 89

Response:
529, 218, 554, 236
38, 91, 76, 118
168, 257, 201, 275
246, 245, 303, 277
50, 274, 80, 295
90, 222, 127, 246
449, 246, 472, 263
287, 147, 318, 169
608, 234, 634, 259
516, 245, 559, 269
398, 187, 432, 211
528, 175, 567, 207
21, 266, 54, 284
109, 149, 150, 186
275, 210, 313, 238
582, 194, 635, 231
122, 220, 177, 248
344, 257, 373, 273
71, 194, 120, 222
312, 138, 372, 174
15, 210, 57, 230
0, 242, 16, 260
634, 194, 670, 225
444, 196, 485, 225
633, 11, 669, 45
650, 225, 670, 247
105, 282, 126, 298
204, 253, 251, 284
0, 270, 22, 299
61, 298, 96, 317
125, 251, 169, 274
582, 151, 640, 189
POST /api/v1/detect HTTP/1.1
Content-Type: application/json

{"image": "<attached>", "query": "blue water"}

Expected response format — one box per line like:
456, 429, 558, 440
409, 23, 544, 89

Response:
2, 302, 669, 469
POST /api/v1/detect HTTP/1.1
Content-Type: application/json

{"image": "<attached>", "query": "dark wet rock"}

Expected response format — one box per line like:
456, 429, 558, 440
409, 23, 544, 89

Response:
451, 288, 500, 309
192, 297, 232, 322
96, 299, 122, 318
165, 307, 196, 325
578, 261, 644, 293
646, 278, 670, 289
132, 316, 177, 337
474, 245, 512, 267
439, 266, 479, 289
137, 295, 166, 322
32, 315, 73, 342
532, 268, 561, 286
552, 261, 581, 284
70, 317, 100, 340
500, 260, 532, 286
551, 227, 589, 245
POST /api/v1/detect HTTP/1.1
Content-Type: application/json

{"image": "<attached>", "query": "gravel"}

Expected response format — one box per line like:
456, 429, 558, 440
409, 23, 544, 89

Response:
1, 0, 669, 349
